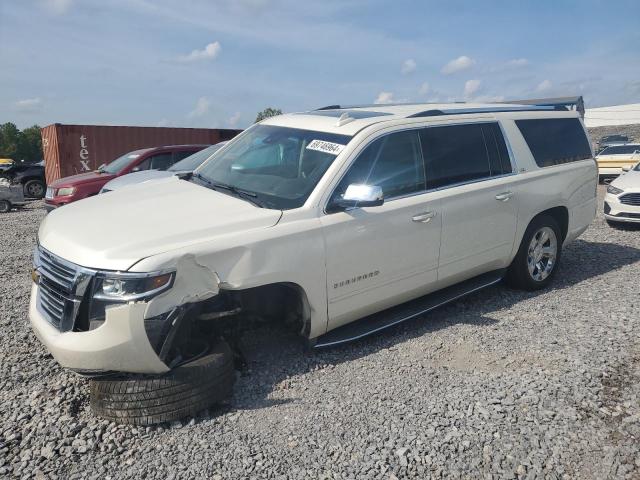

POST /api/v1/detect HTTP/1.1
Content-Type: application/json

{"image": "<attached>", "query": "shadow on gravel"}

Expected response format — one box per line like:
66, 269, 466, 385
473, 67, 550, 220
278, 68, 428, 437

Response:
222, 238, 640, 413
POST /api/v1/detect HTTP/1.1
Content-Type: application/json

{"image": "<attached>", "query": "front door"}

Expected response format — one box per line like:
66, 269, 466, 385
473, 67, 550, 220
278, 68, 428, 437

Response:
321, 129, 442, 330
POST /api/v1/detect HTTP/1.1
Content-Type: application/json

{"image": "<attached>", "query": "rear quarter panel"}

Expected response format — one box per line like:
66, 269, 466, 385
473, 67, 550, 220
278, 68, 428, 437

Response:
501, 116, 597, 254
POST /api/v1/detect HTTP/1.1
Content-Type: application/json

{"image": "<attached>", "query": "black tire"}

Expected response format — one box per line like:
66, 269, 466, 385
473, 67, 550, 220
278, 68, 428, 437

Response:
24, 179, 46, 198
506, 215, 562, 291
89, 339, 235, 426
0, 200, 11, 213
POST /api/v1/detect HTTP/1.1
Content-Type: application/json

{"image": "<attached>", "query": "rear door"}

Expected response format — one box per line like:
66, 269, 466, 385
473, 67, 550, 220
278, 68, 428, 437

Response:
420, 122, 518, 283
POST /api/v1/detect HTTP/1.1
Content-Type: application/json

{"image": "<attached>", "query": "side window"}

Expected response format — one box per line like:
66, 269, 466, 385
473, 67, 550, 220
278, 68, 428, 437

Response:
515, 118, 592, 167
174, 150, 195, 162
148, 153, 174, 170
419, 124, 491, 189
134, 157, 151, 171
332, 130, 425, 202
481, 123, 512, 176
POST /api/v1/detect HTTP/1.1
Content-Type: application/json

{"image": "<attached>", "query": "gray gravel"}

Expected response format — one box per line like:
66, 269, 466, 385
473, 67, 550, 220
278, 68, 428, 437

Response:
1, 187, 639, 479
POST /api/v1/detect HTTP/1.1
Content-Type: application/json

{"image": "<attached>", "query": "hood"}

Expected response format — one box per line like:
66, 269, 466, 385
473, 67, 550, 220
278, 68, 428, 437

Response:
39, 179, 283, 270
102, 170, 175, 192
611, 168, 640, 190
51, 171, 116, 188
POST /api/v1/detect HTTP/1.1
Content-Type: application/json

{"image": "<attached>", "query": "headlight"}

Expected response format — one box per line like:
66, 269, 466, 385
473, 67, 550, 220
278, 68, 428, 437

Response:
93, 272, 174, 301
607, 185, 624, 195
57, 187, 75, 196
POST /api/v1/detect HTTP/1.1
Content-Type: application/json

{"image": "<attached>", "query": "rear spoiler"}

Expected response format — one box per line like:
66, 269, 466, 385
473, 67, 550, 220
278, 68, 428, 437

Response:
502, 96, 585, 118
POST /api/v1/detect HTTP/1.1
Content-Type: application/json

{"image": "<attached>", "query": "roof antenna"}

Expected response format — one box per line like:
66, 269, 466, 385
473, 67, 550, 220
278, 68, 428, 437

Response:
336, 112, 355, 127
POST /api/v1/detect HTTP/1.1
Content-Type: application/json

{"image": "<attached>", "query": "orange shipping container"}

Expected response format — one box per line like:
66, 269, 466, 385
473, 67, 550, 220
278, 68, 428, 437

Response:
41, 124, 242, 184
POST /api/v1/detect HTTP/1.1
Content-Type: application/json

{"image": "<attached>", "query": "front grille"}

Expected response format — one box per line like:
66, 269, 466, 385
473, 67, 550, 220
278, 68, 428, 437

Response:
620, 212, 640, 219
35, 247, 93, 331
620, 193, 640, 206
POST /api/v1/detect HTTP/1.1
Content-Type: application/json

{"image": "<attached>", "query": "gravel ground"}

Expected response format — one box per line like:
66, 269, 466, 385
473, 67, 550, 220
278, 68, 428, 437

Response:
1, 187, 639, 479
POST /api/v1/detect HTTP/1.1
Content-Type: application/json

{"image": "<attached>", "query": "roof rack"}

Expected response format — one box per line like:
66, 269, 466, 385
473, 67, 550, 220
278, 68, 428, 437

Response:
500, 96, 585, 117
407, 105, 560, 118
315, 96, 585, 118
315, 102, 447, 111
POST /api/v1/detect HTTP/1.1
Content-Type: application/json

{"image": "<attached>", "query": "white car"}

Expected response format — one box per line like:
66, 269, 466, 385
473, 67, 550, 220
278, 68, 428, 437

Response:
604, 162, 640, 224
595, 143, 640, 179
99, 142, 227, 193
30, 102, 597, 424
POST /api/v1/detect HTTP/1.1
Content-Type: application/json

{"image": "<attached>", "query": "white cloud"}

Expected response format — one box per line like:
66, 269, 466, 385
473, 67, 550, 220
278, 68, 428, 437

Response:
228, 112, 242, 127
441, 55, 475, 75
507, 58, 529, 67
187, 97, 211, 119
179, 41, 221, 62
374, 91, 395, 104
41, 0, 73, 14
401, 59, 416, 75
14, 98, 43, 112
418, 82, 430, 95
464, 79, 481, 97
537, 79, 552, 92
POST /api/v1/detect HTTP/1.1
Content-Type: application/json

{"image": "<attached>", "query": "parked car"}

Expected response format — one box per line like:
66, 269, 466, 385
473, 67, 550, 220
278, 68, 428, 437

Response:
595, 143, 640, 181
12, 160, 47, 198
30, 102, 597, 425
99, 142, 227, 193
44, 144, 209, 211
596, 134, 630, 153
0, 160, 47, 198
604, 161, 640, 225
0, 158, 14, 173
0, 178, 26, 213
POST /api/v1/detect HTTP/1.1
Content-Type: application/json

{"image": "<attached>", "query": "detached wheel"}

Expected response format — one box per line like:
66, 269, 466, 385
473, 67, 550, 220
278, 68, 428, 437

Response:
0, 200, 11, 213
24, 179, 46, 198
90, 339, 235, 426
506, 215, 562, 291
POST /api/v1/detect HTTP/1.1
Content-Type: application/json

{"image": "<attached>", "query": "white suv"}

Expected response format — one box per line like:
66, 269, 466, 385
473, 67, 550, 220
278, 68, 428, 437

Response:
30, 102, 597, 424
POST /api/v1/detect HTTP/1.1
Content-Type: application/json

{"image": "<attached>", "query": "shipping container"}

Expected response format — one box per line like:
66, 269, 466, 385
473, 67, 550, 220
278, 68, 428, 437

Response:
41, 124, 242, 183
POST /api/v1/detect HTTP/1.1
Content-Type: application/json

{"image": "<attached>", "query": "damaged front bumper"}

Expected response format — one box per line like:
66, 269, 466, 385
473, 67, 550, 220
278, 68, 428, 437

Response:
29, 283, 170, 375
29, 246, 223, 376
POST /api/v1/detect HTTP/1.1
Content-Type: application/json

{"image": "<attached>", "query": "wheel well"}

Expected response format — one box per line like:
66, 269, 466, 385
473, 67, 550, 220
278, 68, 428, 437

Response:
230, 282, 312, 337
535, 206, 568, 241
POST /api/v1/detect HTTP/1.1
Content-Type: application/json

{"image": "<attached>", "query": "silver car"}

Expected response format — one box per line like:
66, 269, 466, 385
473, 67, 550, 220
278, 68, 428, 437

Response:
99, 142, 227, 193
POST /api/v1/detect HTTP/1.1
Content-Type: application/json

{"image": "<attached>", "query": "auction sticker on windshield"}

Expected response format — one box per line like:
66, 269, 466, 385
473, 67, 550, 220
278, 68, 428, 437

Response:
306, 140, 345, 155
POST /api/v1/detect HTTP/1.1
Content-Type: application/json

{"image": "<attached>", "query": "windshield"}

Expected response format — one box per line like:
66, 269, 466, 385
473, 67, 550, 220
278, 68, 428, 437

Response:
101, 151, 145, 174
168, 143, 225, 172
599, 145, 640, 156
195, 124, 352, 210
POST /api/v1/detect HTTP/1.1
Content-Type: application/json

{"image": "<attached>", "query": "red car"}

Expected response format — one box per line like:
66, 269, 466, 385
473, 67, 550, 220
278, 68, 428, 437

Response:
45, 145, 208, 211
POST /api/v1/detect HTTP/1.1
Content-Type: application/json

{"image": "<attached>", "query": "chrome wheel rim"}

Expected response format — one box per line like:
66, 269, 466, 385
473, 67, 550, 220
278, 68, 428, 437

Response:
527, 226, 557, 282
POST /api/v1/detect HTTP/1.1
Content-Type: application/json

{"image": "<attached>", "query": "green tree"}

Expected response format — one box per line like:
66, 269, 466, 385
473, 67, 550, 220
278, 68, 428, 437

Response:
0, 122, 20, 159
17, 125, 43, 163
255, 107, 283, 123
0, 123, 43, 163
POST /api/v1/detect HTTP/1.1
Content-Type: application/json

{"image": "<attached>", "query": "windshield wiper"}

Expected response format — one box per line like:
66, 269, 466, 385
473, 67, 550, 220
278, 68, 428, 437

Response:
192, 173, 264, 208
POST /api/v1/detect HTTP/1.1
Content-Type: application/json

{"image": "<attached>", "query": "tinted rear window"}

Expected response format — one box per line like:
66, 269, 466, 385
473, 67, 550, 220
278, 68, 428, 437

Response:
515, 118, 592, 167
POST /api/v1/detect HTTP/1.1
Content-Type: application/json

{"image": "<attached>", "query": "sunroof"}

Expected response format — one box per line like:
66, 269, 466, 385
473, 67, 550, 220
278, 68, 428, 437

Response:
300, 110, 393, 119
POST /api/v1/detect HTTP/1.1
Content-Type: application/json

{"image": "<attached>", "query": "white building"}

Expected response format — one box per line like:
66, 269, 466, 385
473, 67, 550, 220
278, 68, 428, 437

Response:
585, 103, 640, 128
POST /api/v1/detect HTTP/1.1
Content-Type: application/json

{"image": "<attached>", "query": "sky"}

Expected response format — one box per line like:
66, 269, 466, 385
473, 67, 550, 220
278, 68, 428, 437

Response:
1, 0, 639, 130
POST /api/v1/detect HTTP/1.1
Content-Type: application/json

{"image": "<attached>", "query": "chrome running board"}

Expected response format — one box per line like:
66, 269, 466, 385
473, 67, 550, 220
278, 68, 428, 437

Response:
314, 269, 506, 348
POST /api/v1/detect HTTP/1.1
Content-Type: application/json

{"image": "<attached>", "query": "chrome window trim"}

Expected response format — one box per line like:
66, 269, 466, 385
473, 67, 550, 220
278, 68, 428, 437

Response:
323, 120, 517, 214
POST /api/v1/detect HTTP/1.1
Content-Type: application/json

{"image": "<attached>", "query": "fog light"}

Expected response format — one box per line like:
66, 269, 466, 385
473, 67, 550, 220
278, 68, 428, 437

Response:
31, 269, 40, 284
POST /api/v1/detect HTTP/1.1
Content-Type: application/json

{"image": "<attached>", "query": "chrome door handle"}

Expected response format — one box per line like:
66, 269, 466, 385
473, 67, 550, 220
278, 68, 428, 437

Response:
412, 211, 436, 223
495, 191, 513, 202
